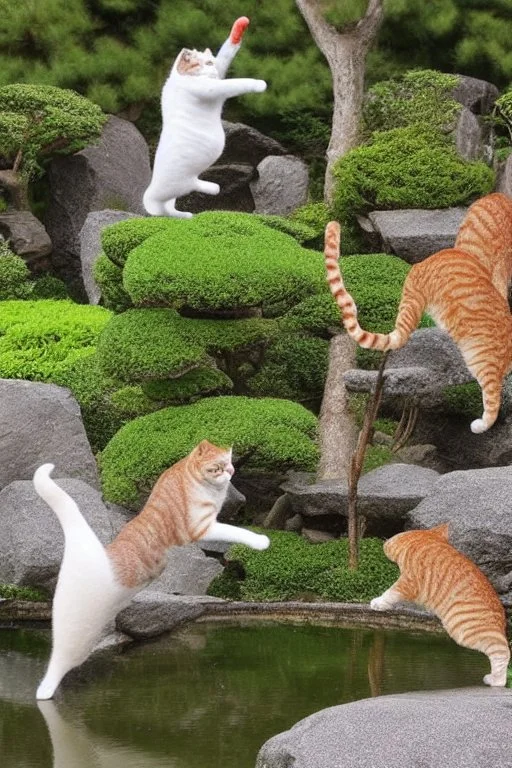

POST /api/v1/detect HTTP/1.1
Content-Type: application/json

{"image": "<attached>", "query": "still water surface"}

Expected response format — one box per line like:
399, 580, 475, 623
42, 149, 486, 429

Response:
0, 620, 487, 768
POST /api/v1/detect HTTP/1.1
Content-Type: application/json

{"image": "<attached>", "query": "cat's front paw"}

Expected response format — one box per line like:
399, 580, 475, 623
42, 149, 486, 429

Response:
253, 80, 267, 93
253, 534, 270, 550
370, 596, 387, 611
470, 418, 488, 434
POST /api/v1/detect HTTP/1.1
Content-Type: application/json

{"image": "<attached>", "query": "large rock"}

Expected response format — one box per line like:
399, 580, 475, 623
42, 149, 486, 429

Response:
454, 107, 484, 161
365, 207, 466, 263
281, 464, 439, 536
256, 688, 512, 768
451, 75, 499, 116
344, 329, 473, 407
496, 154, 512, 199
178, 163, 256, 214
115, 592, 222, 640
0, 210, 52, 266
250, 155, 309, 216
44, 116, 151, 296
0, 379, 98, 490
219, 121, 287, 166
407, 466, 512, 601
79, 210, 140, 303
144, 544, 223, 596
0, 478, 126, 592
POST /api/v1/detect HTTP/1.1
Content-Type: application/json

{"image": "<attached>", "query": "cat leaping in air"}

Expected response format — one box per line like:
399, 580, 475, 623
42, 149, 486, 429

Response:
143, 16, 266, 219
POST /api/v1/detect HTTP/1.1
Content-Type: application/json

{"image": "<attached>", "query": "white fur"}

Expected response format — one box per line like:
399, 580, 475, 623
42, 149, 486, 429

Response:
33, 462, 270, 698
143, 35, 266, 218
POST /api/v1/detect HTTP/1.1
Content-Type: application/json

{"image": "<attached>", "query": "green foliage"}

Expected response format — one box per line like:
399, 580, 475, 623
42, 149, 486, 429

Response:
279, 292, 343, 336
441, 381, 483, 418
92, 252, 133, 312
96, 308, 278, 381
247, 333, 329, 400
142, 367, 233, 403
0, 300, 111, 381
101, 217, 175, 267
0, 583, 48, 601
289, 202, 333, 249
362, 444, 396, 474
207, 530, 399, 602
254, 214, 317, 246
363, 70, 461, 136
0, 84, 106, 179
122, 212, 325, 312
30, 275, 69, 300
332, 126, 495, 254
0, 249, 31, 299
99, 396, 319, 508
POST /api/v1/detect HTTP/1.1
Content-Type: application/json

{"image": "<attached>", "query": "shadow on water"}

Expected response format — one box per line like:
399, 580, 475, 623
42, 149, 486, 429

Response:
0, 621, 488, 768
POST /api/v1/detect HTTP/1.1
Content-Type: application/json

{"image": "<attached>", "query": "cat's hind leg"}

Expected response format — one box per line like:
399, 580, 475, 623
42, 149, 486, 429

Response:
463, 354, 506, 433
482, 640, 510, 687
164, 198, 193, 219
193, 179, 220, 196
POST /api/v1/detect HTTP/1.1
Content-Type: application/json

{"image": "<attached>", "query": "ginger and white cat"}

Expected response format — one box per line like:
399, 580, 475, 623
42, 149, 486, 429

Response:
33, 440, 270, 700
324, 193, 512, 433
371, 524, 510, 686
143, 16, 266, 219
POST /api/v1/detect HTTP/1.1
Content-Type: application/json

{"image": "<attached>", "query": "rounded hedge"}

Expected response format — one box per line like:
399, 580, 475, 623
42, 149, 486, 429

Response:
207, 530, 399, 602
92, 252, 133, 312
96, 308, 278, 382
99, 396, 319, 509
101, 217, 176, 268
121, 212, 325, 311
0, 251, 31, 300
0, 299, 111, 380
142, 367, 233, 403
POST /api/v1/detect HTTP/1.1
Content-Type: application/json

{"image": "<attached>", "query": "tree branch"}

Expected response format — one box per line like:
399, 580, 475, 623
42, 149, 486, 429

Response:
357, 0, 384, 47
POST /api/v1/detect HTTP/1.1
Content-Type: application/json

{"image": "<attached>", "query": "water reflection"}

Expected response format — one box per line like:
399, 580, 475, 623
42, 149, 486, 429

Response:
0, 622, 488, 768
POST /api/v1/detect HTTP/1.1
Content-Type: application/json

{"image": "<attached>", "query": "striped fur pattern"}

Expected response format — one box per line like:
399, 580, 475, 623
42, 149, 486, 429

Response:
371, 525, 510, 686
33, 441, 269, 699
324, 193, 512, 434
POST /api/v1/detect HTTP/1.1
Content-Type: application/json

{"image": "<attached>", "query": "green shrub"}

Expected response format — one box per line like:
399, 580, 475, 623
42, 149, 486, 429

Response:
142, 367, 233, 403
279, 291, 347, 336
247, 333, 329, 400
31, 275, 69, 300
0, 583, 48, 601
255, 214, 318, 245
207, 530, 399, 602
92, 252, 133, 312
363, 70, 461, 135
0, 300, 111, 381
99, 396, 319, 508
101, 217, 175, 267
441, 381, 483, 418
122, 211, 325, 311
96, 308, 278, 382
289, 202, 333, 249
0, 250, 31, 300
362, 444, 396, 473
332, 126, 495, 253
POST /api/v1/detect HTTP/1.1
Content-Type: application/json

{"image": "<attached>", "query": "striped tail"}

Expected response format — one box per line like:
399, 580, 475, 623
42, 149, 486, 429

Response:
324, 221, 413, 351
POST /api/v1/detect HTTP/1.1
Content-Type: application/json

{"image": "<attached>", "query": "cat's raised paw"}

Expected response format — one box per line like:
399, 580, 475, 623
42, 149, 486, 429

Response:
252, 80, 267, 93
470, 418, 488, 434
253, 534, 270, 551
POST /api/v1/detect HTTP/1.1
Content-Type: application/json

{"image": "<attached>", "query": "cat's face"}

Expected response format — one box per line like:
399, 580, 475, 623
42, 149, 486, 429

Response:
190, 440, 234, 487
176, 48, 219, 79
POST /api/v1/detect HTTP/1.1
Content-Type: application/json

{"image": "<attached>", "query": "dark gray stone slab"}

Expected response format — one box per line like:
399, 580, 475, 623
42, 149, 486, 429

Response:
116, 592, 222, 640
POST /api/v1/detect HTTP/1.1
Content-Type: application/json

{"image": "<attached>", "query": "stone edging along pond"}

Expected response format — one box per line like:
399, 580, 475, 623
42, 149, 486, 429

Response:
0, 597, 443, 635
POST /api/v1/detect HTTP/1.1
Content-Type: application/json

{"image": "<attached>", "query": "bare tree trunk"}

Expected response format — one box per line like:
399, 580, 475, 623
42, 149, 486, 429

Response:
295, 0, 384, 202
0, 169, 29, 210
317, 334, 358, 479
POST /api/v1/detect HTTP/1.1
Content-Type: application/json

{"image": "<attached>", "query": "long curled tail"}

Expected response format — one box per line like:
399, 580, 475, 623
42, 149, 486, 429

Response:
324, 221, 415, 351
33, 464, 89, 534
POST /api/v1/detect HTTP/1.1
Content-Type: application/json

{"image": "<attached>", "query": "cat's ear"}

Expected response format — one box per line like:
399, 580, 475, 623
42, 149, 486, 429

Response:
431, 523, 449, 539
204, 48, 212, 56
177, 48, 193, 74
195, 439, 211, 456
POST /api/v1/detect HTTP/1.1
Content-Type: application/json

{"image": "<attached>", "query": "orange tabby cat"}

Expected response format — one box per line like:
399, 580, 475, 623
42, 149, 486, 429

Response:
33, 440, 269, 699
371, 524, 510, 686
324, 193, 512, 433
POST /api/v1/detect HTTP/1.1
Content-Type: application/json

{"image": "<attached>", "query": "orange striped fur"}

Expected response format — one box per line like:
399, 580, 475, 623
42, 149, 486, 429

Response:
372, 525, 510, 686
324, 193, 512, 433
107, 440, 232, 589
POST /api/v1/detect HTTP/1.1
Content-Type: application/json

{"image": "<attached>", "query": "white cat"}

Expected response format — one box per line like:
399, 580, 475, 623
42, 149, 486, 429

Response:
33, 440, 270, 700
142, 17, 266, 219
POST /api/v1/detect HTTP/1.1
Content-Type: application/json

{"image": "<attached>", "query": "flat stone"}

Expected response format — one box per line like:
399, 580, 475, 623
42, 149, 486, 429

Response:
115, 592, 218, 640
0, 478, 126, 592
79, 210, 140, 303
251, 155, 309, 216
0, 379, 98, 490
256, 688, 512, 768
366, 207, 466, 263
0, 210, 52, 265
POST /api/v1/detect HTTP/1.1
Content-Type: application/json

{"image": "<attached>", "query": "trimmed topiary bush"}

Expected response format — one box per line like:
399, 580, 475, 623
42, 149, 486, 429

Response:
280, 291, 347, 336
207, 530, 399, 602
96, 308, 278, 382
0, 247, 32, 299
254, 214, 318, 246
142, 367, 233, 403
332, 126, 495, 253
99, 396, 319, 509
101, 217, 175, 268
0, 299, 111, 380
92, 252, 133, 312
121, 212, 325, 312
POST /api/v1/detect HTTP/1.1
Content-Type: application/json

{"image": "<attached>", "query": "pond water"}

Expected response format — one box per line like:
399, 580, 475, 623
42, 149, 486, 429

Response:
0, 620, 487, 768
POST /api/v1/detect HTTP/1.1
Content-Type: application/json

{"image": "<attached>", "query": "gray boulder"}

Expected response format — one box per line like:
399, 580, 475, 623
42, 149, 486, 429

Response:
115, 592, 222, 640
220, 121, 287, 166
343, 329, 473, 407
250, 155, 309, 215
454, 107, 484, 161
79, 210, 140, 303
144, 544, 223, 596
0, 379, 98, 490
0, 478, 126, 592
365, 207, 466, 263
407, 466, 512, 600
496, 154, 512, 199
0, 210, 52, 266
178, 163, 256, 214
44, 115, 151, 296
281, 463, 439, 535
257, 688, 512, 768
451, 75, 499, 116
